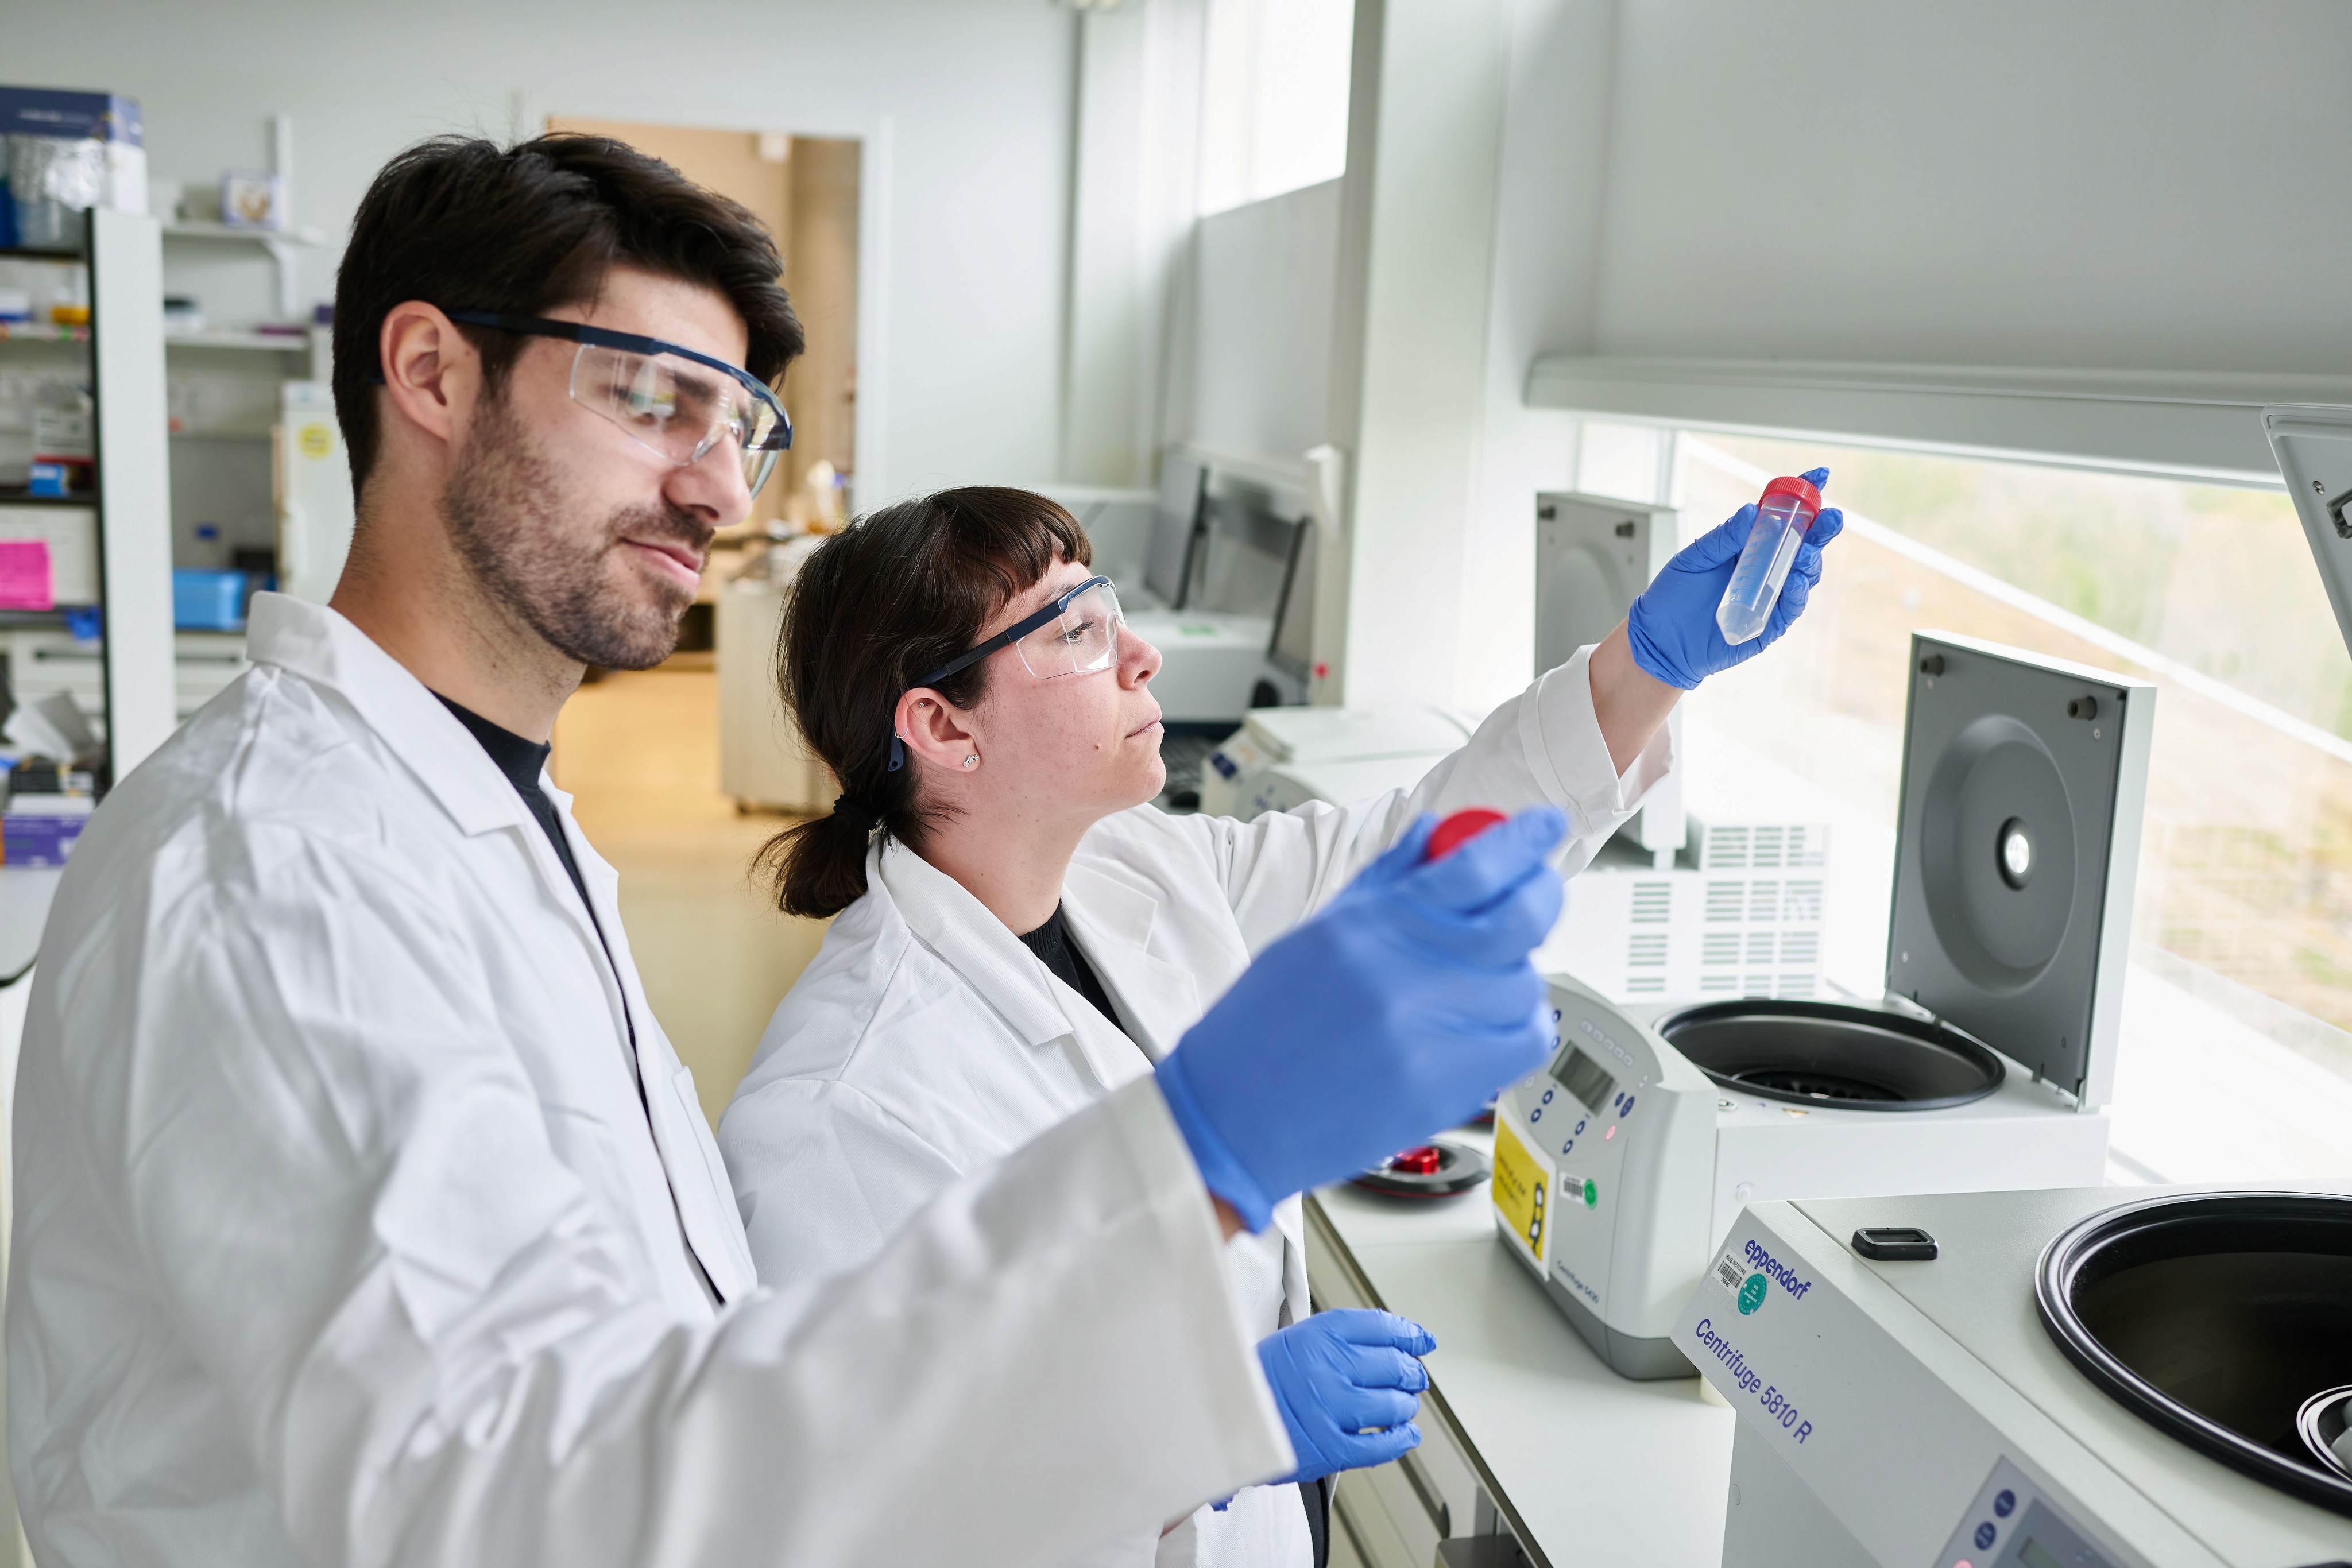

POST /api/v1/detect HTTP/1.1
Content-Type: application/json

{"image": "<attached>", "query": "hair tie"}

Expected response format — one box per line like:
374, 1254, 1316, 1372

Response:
833, 795, 881, 833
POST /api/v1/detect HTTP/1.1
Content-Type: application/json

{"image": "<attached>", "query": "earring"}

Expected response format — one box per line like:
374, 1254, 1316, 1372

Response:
961, 754, 978, 770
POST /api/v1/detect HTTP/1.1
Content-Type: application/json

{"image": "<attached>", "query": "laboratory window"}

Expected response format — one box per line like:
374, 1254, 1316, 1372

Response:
1581, 423, 2352, 1184
1196, 0, 1353, 215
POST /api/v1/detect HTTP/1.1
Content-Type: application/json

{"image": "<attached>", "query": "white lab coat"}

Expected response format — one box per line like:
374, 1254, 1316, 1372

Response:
6, 593, 1292, 1568
718, 646, 1670, 1568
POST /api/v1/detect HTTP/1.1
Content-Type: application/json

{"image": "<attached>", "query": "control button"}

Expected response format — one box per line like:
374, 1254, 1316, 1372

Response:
1542, 1089, 1554, 1104
1574, 1120, 1586, 1135
1583, 1179, 1599, 1207
1561, 1139, 1574, 1154
1530, 1108, 1542, 1123
1604, 1125, 1616, 1141
1974, 1522, 1996, 1551
1993, 1490, 2015, 1519
1619, 1095, 1636, 1117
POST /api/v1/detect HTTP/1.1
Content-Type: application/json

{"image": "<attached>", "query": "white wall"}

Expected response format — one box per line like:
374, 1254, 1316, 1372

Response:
20, 0, 1080, 501
1162, 177, 1341, 468
1453, 0, 1619, 711
1574, 0, 2352, 374
1442, 0, 2352, 706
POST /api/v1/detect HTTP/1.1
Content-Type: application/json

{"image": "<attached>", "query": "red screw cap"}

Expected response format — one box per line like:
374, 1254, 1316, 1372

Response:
1759, 474, 1823, 514
1425, 808, 1508, 862
1388, 1145, 1445, 1175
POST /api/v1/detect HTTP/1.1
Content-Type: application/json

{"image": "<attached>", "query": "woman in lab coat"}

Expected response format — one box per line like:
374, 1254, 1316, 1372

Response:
717, 483, 1837, 1565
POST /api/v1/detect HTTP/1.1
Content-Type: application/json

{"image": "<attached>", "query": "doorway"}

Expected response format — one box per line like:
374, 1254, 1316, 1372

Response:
542, 117, 865, 1124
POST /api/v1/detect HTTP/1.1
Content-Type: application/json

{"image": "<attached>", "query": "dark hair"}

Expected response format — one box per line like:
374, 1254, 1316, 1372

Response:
758, 488, 1092, 918
332, 133, 804, 501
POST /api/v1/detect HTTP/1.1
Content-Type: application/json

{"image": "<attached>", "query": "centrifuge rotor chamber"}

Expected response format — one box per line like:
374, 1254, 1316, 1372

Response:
1656, 999, 2005, 1112
2036, 1191, 2352, 1517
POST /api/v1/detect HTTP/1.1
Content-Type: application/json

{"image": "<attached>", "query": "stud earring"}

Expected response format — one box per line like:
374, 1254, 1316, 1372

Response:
962, 754, 978, 770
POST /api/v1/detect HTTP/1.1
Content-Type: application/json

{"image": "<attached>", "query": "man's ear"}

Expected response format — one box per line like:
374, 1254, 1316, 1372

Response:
377, 301, 478, 450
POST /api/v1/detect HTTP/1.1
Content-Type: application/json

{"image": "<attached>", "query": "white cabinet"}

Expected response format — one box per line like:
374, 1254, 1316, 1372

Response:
716, 574, 834, 813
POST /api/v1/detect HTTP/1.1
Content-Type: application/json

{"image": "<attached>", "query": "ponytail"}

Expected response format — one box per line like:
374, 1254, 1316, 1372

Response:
755, 488, 1089, 919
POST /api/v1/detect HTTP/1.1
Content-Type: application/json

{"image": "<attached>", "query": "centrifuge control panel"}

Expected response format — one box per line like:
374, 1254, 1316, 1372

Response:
1936, 1457, 2119, 1568
1492, 985, 1653, 1315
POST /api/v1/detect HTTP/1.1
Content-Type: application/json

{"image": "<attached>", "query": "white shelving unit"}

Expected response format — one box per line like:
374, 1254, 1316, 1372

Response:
160, 220, 323, 318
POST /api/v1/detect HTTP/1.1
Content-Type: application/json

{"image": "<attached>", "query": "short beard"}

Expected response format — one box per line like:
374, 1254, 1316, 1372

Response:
441, 392, 708, 671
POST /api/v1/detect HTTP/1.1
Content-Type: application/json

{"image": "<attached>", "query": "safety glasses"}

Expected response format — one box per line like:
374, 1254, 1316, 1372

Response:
888, 576, 1127, 770
918, 575, 1126, 687
446, 311, 793, 497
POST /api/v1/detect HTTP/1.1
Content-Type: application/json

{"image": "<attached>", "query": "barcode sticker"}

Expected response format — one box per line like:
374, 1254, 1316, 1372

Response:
1715, 1250, 1745, 1294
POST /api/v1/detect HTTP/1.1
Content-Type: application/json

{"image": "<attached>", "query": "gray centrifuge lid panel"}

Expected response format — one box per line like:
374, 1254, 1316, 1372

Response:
2265, 405, 2352, 665
1886, 633, 2155, 1104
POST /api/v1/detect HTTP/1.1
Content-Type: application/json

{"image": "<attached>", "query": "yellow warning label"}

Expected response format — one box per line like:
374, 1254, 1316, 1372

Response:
297, 423, 333, 459
1491, 1121, 1546, 1260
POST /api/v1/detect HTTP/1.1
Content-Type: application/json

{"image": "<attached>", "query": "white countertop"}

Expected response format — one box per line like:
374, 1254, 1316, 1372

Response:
1308, 1145, 1734, 1568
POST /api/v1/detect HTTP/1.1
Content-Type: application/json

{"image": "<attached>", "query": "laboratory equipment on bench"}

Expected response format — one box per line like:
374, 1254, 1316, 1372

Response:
1534, 806, 1831, 1005
1349, 1141, 1490, 1198
1536, 490, 1686, 861
1197, 704, 1480, 819
1127, 451, 1313, 726
1715, 474, 1821, 645
1491, 974, 1719, 1377
1672, 1186, 2352, 1568
1494, 632, 2153, 1380
276, 382, 354, 607
1653, 630, 2149, 1232
2268, 405, 2352, 663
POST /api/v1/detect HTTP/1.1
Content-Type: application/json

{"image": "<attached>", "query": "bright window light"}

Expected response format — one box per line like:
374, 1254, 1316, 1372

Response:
1662, 429, 2352, 1186
1198, 0, 1353, 215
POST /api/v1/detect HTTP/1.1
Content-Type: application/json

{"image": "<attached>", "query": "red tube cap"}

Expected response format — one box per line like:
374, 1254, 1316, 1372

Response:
1426, 808, 1508, 862
1760, 474, 1823, 514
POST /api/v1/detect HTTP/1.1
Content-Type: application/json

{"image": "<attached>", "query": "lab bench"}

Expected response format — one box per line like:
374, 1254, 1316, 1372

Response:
1306, 1133, 1734, 1568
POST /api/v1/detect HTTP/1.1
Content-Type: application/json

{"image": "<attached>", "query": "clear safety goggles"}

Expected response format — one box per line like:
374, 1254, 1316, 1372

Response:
446, 310, 793, 497
918, 575, 1128, 687
888, 576, 1129, 772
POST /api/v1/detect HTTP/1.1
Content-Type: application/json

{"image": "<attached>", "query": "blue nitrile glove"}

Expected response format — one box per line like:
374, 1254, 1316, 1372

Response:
1624, 466, 1844, 690
1258, 1310, 1436, 1484
1155, 807, 1566, 1230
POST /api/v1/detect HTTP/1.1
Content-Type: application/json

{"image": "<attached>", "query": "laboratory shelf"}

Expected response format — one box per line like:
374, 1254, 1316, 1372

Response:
0, 246, 82, 264
161, 220, 325, 247
0, 323, 90, 345
0, 490, 95, 509
163, 331, 311, 353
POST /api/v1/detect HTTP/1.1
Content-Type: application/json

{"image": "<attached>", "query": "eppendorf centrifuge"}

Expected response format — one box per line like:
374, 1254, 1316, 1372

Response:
1670, 1186, 2352, 1567
1492, 632, 2154, 1379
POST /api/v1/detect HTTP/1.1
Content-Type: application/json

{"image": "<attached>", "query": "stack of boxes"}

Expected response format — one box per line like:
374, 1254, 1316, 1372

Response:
1, 758, 96, 866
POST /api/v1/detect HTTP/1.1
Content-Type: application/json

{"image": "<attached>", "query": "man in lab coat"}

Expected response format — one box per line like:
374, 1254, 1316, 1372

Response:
4, 135, 1572, 1568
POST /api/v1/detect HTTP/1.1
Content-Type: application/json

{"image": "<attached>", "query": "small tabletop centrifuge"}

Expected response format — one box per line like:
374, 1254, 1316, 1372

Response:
1494, 632, 2154, 1379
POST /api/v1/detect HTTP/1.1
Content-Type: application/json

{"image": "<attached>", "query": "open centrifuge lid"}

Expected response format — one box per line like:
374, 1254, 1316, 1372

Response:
1884, 632, 2154, 1106
2265, 405, 2352, 667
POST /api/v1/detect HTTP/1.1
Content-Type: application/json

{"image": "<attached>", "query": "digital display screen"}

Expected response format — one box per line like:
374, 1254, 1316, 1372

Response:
2016, 1539, 2066, 1568
1550, 1046, 1615, 1112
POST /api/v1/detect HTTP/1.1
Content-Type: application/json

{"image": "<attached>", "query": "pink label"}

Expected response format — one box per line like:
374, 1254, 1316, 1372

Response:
0, 540, 54, 611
